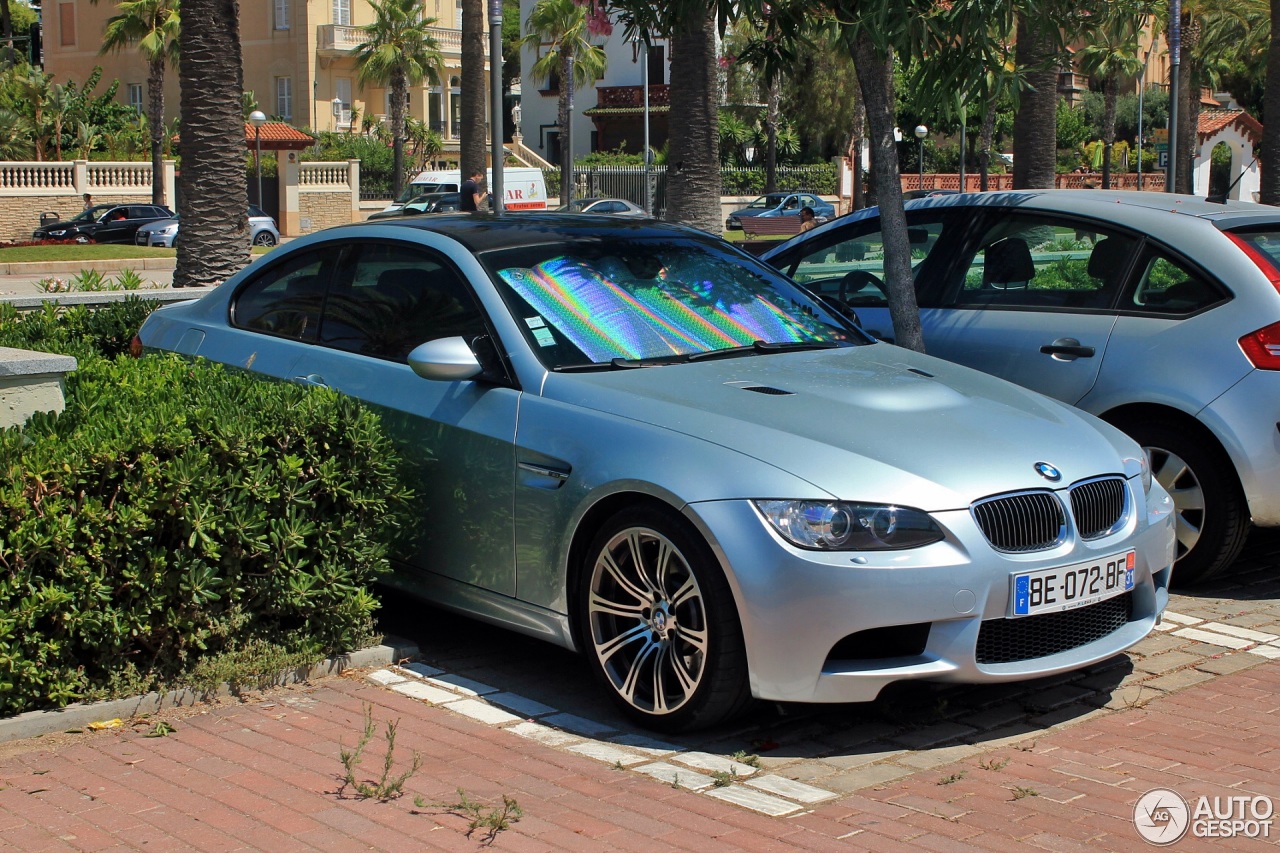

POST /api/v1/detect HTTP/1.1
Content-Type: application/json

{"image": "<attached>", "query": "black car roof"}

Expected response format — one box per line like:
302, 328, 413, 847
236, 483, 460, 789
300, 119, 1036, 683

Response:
348, 212, 712, 253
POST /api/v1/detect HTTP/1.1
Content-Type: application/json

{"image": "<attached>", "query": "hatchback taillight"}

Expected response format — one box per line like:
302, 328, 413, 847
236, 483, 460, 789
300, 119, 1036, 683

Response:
129, 334, 143, 358
1239, 321, 1280, 370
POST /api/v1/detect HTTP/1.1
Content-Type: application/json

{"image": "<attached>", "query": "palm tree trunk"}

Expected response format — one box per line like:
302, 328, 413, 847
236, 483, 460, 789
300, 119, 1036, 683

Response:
1260, 0, 1280, 204
391, 69, 407, 200
1175, 14, 1199, 194
978, 95, 998, 192
664, 9, 722, 233
765, 78, 779, 193
0, 0, 14, 67
148, 57, 167, 207
175, 0, 249, 288
1012, 15, 1057, 189
558, 47, 573, 207
850, 31, 924, 354
1101, 75, 1117, 190
850, 97, 866, 210
460, 0, 487, 182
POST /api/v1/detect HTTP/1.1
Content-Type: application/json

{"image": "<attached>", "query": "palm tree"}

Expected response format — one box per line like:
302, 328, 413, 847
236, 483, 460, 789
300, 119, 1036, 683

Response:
459, 0, 486, 184
1261, 0, 1280, 204
96, 0, 180, 206
1010, 15, 1058, 189
665, 11, 723, 233
354, 0, 444, 200
522, 0, 607, 205
174, 0, 249, 287
1076, 8, 1146, 189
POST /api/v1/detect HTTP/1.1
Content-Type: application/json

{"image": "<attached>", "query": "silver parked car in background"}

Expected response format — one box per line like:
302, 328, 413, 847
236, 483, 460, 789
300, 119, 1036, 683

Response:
765, 190, 1280, 583
139, 214, 1174, 731
135, 204, 280, 248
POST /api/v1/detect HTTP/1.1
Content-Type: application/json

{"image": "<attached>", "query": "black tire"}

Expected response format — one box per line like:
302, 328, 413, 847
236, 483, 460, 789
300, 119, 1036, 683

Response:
578, 505, 752, 732
74, 234, 89, 244
253, 231, 278, 247
1117, 417, 1249, 585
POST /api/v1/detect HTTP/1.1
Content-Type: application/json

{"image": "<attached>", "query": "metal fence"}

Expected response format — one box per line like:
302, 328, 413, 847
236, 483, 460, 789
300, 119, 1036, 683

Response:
542, 163, 839, 216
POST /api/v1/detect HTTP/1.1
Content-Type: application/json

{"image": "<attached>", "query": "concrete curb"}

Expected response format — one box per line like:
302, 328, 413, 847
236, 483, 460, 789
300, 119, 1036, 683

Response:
0, 289, 196, 310
0, 258, 178, 275
0, 637, 419, 744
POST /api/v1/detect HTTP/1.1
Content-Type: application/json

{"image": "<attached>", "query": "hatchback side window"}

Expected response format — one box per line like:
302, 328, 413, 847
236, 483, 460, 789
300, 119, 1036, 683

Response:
783, 218, 948, 309
1127, 251, 1225, 314
232, 250, 333, 341
952, 219, 1136, 310
318, 243, 486, 362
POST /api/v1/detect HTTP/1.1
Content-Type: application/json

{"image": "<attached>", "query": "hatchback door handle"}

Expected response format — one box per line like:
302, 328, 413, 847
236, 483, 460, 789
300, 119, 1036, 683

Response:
1040, 339, 1095, 360
293, 374, 328, 388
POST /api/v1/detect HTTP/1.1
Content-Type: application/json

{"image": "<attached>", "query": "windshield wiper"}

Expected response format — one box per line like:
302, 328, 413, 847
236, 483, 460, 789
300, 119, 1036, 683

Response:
554, 354, 692, 372
687, 340, 840, 362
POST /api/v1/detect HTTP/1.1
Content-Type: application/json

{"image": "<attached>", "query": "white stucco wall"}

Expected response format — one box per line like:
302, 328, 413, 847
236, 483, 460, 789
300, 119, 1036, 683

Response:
517, 3, 668, 164
1193, 124, 1261, 201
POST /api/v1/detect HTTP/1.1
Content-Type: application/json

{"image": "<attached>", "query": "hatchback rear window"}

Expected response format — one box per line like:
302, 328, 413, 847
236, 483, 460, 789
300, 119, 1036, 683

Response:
1228, 230, 1280, 277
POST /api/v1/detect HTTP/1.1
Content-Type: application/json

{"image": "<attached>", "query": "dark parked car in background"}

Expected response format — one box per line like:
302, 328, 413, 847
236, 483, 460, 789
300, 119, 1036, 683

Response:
725, 193, 835, 230
138, 213, 1173, 731
765, 189, 1280, 583
33, 204, 174, 244
366, 192, 462, 220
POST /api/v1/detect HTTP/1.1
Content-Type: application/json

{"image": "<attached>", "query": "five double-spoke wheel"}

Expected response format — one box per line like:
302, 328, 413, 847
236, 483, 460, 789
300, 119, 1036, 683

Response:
581, 506, 750, 732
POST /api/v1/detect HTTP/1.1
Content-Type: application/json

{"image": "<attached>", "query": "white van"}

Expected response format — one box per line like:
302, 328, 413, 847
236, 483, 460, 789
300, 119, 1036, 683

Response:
383, 167, 549, 212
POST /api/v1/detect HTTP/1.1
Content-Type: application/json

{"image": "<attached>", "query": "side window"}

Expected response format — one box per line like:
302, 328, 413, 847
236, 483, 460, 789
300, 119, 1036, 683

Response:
784, 218, 948, 309
1128, 251, 1224, 314
232, 250, 333, 341
953, 219, 1136, 310
318, 243, 486, 363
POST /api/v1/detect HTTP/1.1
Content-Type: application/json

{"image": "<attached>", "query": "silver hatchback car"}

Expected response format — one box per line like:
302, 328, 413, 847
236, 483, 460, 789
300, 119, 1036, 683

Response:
765, 190, 1280, 584
138, 214, 1173, 731
135, 204, 280, 248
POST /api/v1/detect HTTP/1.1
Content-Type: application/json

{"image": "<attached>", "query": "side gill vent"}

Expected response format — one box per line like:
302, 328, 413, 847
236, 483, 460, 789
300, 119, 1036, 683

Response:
741, 385, 794, 396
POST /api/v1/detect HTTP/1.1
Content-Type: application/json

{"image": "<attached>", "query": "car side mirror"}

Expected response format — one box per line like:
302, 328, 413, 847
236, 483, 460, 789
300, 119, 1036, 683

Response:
407, 336, 483, 381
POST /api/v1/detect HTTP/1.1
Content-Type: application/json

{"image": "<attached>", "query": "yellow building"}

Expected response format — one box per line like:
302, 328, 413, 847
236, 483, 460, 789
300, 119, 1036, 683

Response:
41, 1, 489, 148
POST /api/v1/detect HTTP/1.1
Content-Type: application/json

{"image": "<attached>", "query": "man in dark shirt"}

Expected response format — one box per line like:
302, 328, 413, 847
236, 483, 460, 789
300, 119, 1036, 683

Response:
460, 169, 487, 211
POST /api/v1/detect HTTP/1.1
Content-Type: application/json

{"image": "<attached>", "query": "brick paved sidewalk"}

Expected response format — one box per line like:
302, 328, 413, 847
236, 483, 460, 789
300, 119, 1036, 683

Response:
0, 662, 1276, 852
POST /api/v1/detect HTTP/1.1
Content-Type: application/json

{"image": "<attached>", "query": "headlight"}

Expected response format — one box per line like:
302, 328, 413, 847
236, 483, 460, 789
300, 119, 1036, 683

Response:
1138, 452, 1153, 495
160, 224, 178, 235
754, 500, 944, 551
48, 229, 66, 236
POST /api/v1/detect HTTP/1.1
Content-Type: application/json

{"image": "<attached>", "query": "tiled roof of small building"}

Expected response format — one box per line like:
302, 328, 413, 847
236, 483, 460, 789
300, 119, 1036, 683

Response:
244, 121, 317, 150
1198, 108, 1263, 144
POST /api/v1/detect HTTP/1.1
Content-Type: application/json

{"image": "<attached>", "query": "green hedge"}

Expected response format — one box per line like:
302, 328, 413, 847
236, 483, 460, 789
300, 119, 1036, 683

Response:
0, 303, 412, 715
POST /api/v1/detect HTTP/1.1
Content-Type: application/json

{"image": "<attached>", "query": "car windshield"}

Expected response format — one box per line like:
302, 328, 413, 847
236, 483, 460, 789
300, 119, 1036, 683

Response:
744, 195, 786, 210
482, 237, 865, 370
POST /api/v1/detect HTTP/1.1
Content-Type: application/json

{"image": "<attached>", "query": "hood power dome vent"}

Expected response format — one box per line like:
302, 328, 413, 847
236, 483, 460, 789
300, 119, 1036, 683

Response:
740, 384, 794, 396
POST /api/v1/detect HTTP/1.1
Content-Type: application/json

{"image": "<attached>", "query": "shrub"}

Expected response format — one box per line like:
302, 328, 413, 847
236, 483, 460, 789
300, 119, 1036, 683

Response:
0, 300, 160, 361
0, 351, 412, 715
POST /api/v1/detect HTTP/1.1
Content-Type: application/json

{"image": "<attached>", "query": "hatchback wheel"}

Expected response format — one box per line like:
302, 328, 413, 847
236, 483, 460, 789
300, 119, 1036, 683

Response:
580, 506, 751, 732
252, 231, 278, 247
1121, 418, 1249, 584
74, 234, 89, 244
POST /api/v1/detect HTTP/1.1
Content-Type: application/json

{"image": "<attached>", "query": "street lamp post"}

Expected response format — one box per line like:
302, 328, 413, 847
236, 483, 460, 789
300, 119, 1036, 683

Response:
914, 125, 928, 190
331, 97, 343, 132
511, 102, 522, 148
249, 110, 267, 209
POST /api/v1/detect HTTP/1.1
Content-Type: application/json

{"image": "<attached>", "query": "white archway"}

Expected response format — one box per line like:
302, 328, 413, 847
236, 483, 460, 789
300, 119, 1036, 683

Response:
1192, 108, 1263, 200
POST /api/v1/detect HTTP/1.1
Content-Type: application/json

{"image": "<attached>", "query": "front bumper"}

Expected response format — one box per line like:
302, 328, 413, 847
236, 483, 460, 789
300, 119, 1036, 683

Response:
687, 481, 1174, 704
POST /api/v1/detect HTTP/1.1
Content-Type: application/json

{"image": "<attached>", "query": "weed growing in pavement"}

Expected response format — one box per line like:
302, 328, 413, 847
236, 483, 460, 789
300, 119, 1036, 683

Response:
730, 750, 761, 768
671, 772, 682, 789
339, 704, 422, 801
144, 721, 177, 738
711, 769, 738, 788
1009, 786, 1039, 800
430, 789, 523, 844
613, 760, 626, 771
937, 770, 967, 785
1122, 686, 1156, 709
978, 756, 1010, 772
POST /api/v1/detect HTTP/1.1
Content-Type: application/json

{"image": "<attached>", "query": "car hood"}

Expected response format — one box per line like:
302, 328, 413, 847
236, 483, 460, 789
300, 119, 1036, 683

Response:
137, 218, 178, 233
541, 346, 1138, 510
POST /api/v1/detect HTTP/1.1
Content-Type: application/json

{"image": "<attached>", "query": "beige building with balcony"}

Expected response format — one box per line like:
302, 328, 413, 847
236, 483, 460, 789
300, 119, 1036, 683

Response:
42, 1, 489, 150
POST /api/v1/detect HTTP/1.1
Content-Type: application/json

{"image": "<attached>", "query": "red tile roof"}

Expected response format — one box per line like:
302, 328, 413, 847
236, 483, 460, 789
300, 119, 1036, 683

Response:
1198, 108, 1263, 145
244, 121, 317, 150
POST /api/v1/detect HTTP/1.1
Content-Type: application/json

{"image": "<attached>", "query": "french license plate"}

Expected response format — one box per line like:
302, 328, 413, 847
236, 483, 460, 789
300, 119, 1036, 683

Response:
1011, 551, 1135, 617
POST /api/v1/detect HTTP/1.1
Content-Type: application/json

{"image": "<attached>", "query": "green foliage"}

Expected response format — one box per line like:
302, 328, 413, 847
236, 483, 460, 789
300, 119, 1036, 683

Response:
307, 131, 399, 197
1056, 100, 1092, 151
432, 789, 524, 842
720, 164, 836, 195
0, 305, 412, 715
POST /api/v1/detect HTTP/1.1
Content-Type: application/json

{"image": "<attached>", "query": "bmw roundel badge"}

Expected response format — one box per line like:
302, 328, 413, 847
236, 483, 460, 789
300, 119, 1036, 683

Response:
1034, 462, 1062, 482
